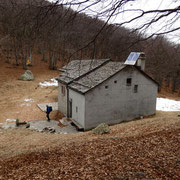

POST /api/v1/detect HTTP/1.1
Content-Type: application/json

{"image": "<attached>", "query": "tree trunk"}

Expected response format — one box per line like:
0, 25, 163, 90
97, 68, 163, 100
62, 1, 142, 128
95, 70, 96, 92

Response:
21, 48, 28, 70
5, 55, 10, 64
41, 48, 47, 62
14, 48, 19, 66
49, 51, 57, 70
28, 47, 32, 64
5, 50, 10, 64
49, 50, 53, 69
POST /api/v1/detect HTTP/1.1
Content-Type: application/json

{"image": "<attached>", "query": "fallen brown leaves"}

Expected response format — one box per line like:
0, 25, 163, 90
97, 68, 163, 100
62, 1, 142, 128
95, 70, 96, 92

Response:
0, 127, 179, 180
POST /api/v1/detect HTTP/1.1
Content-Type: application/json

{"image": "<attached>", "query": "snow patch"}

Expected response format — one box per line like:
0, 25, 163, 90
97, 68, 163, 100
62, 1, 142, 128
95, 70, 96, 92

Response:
39, 78, 58, 87
156, 98, 180, 112
6, 119, 16, 122
24, 98, 34, 102
20, 103, 31, 107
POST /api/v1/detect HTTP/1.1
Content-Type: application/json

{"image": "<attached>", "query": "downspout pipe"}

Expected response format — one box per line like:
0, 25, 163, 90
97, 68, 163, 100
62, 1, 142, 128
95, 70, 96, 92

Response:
66, 84, 69, 118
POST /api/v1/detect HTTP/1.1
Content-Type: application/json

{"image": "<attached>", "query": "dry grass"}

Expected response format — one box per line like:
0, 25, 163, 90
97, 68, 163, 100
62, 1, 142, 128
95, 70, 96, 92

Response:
0, 58, 60, 123
0, 58, 180, 179
0, 110, 179, 160
0, 111, 179, 179
0, 128, 89, 159
109, 111, 180, 138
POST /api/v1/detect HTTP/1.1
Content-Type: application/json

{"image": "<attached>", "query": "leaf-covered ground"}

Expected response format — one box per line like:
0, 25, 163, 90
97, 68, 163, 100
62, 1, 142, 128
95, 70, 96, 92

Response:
1, 55, 180, 180
0, 127, 179, 180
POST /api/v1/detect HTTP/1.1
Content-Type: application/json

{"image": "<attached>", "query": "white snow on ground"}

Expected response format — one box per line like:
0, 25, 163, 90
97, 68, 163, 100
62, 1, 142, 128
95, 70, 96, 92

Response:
6, 119, 16, 122
156, 98, 180, 112
24, 98, 34, 102
39, 78, 58, 87
20, 103, 31, 107
20, 99, 34, 107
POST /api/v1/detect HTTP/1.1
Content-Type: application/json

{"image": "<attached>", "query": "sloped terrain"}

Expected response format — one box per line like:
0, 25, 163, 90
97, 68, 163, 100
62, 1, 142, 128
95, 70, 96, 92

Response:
0, 122, 179, 179
0, 110, 180, 179
0, 58, 60, 123
0, 60, 180, 179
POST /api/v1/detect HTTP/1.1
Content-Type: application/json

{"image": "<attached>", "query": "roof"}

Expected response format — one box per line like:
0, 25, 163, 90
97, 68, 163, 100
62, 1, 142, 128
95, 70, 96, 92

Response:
57, 59, 110, 84
57, 58, 158, 94
69, 61, 125, 93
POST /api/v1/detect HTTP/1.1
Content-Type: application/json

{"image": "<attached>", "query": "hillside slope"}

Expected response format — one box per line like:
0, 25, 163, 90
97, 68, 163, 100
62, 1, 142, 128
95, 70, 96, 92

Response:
0, 111, 179, 179
0, 55, 180, 179
0, 0, 180, 93
0, 56, 60, 123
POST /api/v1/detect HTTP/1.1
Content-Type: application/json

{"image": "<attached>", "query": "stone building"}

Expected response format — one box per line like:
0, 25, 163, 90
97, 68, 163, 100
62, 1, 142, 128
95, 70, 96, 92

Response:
57, 53, 158, 130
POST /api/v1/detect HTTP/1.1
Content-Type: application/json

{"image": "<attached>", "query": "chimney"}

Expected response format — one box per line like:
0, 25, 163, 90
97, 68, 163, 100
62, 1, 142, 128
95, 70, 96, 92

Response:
124, 52, 146, 71
136, 52, 146, 71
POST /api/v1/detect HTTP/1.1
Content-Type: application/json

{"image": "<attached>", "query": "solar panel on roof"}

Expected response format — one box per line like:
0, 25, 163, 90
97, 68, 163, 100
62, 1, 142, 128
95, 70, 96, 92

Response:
124, 52, 141, 65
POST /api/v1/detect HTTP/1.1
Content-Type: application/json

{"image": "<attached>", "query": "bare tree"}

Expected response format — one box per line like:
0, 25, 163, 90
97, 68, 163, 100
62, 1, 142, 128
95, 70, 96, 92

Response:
54, 0, 180, 51
0, 0, 179, 94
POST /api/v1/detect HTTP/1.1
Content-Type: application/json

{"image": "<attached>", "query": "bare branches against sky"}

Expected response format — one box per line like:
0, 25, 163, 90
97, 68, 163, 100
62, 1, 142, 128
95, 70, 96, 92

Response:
49, 0, 180, 43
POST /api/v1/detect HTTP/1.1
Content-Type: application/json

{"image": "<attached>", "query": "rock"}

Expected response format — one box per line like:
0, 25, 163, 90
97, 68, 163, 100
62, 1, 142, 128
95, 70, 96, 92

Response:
16, 120, 27, 127
113, 174, 128, 180
42, 127, 56, 133
16, 119, 19, 126
92, 123, 110, 135
26, 123, 30, 128
19, 70, 34, 81
112, 136, 120, 140
135, 171, 145, 178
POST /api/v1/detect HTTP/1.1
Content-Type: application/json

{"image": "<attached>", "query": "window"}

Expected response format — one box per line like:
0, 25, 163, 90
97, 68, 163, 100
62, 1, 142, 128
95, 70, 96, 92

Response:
76, 106, 78, 113
114, 80, 117, 84
134, 85, 138, 93
126, 78, 132, 86
61, 86, 65, 96
105, 85, 108, 89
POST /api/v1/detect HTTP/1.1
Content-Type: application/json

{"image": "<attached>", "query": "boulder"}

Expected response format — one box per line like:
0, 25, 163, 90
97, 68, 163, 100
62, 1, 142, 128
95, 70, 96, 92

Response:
26, 123, 30, 128
92, 123, 110, 135
19, 70, 34, 81
16, 119, 19, 127
42, 127, 56, 133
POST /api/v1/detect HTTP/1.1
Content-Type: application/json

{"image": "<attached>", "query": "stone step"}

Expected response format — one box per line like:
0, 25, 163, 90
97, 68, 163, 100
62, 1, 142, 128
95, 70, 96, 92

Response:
70, 119, 84, 131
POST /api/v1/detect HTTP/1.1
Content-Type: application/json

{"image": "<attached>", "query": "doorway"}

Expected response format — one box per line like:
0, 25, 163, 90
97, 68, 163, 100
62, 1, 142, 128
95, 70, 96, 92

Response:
69, 99, 72, 118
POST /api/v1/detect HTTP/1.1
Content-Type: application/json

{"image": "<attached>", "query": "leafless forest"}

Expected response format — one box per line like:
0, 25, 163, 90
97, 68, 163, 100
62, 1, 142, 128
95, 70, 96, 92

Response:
0, 0, 180, 93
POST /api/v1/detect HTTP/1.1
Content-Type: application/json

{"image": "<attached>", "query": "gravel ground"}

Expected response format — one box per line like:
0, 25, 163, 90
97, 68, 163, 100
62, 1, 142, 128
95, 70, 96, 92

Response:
29, 119, 78, 134
1, 118, 78, 134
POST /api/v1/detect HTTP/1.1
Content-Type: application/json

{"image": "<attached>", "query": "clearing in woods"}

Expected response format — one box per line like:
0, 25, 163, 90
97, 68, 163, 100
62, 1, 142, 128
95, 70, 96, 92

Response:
0, 58, 60, 123
0, 59, 180, 179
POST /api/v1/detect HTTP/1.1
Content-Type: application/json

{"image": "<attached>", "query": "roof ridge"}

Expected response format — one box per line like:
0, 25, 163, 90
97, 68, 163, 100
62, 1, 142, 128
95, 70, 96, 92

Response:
67, 59, 111, 84
69, 61, 126, 94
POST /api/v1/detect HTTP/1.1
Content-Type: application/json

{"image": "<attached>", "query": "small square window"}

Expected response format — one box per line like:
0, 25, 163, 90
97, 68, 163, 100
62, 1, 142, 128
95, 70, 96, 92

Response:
105, 85, 108, 89
114, 80, 117, 84
134, 85, 138, 93
126, 78, 132, 86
